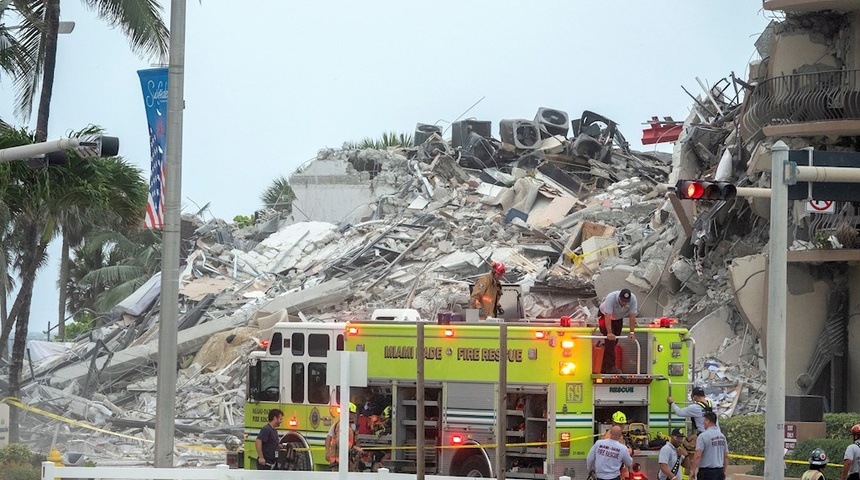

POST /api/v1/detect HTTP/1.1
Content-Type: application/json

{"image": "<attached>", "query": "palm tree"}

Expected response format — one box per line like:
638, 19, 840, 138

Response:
5, 0, 169, 139
65, 226, 160, 314
0, 2, 35, 121
261, 175, 296, 214
55, 140, 148, 338
0, 126, 147, 443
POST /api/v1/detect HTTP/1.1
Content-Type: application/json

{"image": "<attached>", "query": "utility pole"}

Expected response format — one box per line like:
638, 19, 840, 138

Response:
153, 0, 186, 467
764, 141, 788, 480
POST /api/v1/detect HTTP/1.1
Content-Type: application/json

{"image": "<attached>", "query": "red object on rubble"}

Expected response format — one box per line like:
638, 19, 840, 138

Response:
641, 116, 682, 145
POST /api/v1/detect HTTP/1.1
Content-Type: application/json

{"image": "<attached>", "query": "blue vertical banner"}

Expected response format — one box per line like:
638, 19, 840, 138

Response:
138, 68, 168, 229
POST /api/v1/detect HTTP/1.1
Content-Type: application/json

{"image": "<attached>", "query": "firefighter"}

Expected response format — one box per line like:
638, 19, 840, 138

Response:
471, 261, 505, 317
659, 428, 688, 480
842, 424, 860, 480
604, 410, 634, 478
325, 402, 364, 471
588, 425, 633, 480
598, 289, 637, 374
803, 448, 828, 480
667, 385, 718, 434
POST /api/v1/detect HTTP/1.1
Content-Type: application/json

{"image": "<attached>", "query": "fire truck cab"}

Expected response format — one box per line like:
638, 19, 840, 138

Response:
232, 310, 693, 479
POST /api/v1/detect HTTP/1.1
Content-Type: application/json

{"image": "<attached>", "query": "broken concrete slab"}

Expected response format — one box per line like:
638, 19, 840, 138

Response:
689, 307, 735, 357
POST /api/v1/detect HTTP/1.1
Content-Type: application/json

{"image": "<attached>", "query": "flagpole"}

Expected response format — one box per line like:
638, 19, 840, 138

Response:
154, 0, 185, 467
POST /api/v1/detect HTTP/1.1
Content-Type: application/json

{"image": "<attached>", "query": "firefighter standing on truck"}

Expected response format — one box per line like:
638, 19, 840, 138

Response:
471, 261, 505, 317
598, 289, 637, 374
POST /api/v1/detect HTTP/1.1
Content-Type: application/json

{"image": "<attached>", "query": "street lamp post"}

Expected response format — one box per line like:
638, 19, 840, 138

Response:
152, 0, 186, 468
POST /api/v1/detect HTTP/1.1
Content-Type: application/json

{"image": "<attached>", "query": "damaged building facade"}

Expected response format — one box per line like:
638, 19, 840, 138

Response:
4, 0, 860, 466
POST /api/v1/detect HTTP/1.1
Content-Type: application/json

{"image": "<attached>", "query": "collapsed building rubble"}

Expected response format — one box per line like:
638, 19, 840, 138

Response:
10, 4, 860, 465
11, 107, 756, 465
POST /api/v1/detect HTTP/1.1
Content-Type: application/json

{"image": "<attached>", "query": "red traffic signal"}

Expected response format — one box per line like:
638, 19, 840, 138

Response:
675, 180, 737, 200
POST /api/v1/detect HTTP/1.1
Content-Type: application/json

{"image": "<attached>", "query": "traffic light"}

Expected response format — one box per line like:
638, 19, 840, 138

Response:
42, 135, 120, 166
675, 180, 737, 200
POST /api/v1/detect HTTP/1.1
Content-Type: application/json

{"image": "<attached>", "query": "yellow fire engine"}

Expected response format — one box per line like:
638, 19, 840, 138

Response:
228, 309, 693, 479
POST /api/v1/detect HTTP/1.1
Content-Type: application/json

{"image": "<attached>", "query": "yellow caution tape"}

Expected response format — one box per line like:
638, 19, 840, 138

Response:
0, 397, 225, 452
296, 432, 603, 452
729, 453, 842, 468
568, 245, 619, 266
10, 395, 827, 465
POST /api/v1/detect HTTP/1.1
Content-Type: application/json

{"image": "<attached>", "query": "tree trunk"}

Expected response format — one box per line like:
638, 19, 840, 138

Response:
35, 0, 60, 143
57, 229, 70, 340
4, 223, 46, 443
1, 282, 7, 340
0, 221, 44, 359
8, 277, 35, 444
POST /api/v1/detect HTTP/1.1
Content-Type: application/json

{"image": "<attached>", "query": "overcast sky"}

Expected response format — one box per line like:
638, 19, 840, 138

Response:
0, 1, 775, 335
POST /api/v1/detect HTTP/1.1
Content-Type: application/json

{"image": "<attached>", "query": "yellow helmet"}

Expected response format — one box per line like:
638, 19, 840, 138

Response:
349, 402, 357, 413
612, 411, 627, 424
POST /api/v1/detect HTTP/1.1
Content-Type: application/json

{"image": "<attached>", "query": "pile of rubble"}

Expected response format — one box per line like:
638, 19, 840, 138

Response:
11, 103, 767, 465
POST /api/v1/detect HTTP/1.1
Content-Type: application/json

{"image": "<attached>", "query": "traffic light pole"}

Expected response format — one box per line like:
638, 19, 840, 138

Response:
764, 141, 788, 480
665, 163, 860, 199
0, 137, 97, 163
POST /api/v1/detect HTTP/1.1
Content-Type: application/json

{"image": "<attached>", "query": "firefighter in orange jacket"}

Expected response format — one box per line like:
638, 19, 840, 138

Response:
471, 261, 505, 317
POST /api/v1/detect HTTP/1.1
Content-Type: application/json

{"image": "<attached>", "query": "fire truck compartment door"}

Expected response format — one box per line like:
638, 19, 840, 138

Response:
592, 385, 648, 405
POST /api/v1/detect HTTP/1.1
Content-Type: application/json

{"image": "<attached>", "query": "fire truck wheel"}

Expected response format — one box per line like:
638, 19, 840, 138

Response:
279, 441, 311, 471
458, 455, 490, 477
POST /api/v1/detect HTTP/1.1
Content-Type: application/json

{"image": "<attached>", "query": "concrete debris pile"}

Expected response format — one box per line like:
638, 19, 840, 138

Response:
16, 102, 771, 464
695, 337, 767, 417
26, 5, 860, 456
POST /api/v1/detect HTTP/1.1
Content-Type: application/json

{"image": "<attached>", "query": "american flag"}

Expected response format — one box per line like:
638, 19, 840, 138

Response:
144, 120, 165, 229
139, 67, 168, 230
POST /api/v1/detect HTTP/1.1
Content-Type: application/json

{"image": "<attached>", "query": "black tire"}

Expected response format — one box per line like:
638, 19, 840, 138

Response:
279, 441, 312, 471
458, 455, 491, 477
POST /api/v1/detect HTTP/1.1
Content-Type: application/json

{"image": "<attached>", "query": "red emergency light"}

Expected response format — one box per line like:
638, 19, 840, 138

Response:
451, 435, 464, 445
288, 417, 298, 427
444, 329, 455, 338
534, 331, 546, 339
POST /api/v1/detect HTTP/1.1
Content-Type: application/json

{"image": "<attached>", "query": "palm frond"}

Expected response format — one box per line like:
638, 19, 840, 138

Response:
83, 0, 169, 61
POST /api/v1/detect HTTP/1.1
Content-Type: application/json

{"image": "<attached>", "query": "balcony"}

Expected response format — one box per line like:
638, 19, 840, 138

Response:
742, 69, 860, 138
763, 0, 860, 13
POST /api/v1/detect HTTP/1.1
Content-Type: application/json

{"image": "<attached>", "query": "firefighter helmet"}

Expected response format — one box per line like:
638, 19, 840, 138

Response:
809, 448, 828, 466
349, 402, 357, 413
852, 424, 860, 436
612, 411, 627, 424
492, 261, 506, 275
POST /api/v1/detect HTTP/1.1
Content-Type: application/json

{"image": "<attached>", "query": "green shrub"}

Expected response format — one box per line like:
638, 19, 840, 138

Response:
825, 412, 860, 439
0, 465, 40, 480
0, 444, 33, 466
720, 413, 765, 467
721, 412, 860, 475
233, 215, 253, 228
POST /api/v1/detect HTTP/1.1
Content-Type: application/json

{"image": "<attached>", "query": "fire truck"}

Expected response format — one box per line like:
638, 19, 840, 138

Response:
228, 309, 694, 479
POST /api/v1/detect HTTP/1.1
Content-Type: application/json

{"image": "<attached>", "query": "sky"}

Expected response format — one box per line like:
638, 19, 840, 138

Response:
0, 0, 776, 336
